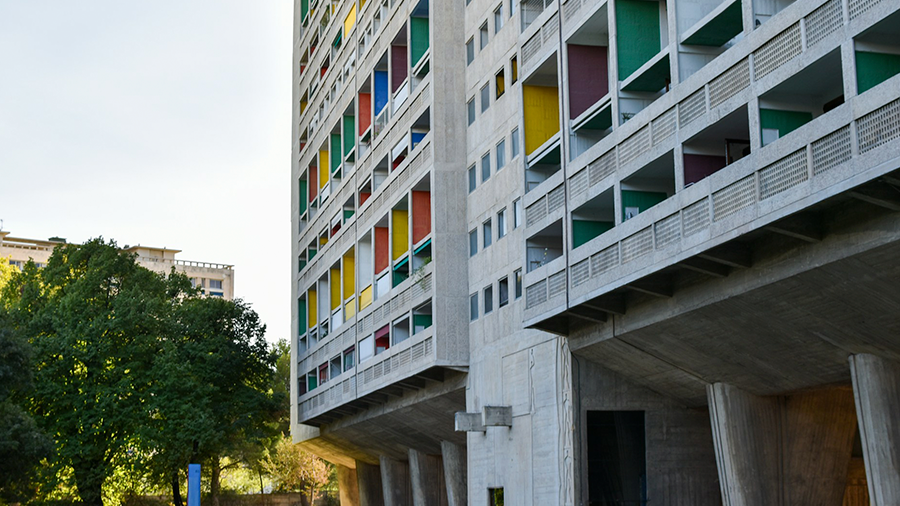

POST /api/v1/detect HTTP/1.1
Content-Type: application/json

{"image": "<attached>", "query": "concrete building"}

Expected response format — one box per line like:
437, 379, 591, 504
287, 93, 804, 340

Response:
0, 231, 234, 299
291, 0, 900, 504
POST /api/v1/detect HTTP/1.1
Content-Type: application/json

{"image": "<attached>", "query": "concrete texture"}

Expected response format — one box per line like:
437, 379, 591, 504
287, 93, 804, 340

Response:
408, 449, 446, 506
440, 442, 467, 506
380, 456, 411, 506
338, 465, 360, 506
850, 354, 900, 506
356, 461, 384, 506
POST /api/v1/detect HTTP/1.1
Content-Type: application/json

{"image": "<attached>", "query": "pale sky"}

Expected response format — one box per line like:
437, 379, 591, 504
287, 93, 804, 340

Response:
0, 1, 295, 343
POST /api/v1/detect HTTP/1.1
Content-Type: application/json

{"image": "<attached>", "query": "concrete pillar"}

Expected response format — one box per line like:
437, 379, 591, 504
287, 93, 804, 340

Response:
338, 465, 360, 506
708, 383, 855, 506
440, 441, 467, 506
409, 449, 447, 506
380, 456, 411, 506
850, 354, 900, 506
357, 460, 385, 506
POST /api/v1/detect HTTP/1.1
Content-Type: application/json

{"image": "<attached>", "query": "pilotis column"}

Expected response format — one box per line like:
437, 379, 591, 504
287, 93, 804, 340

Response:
440, 441, 467, 506
357, 460, 384, 506
338, 464, 360, 506
409, 449, 446, 506
380, 456, 411, 506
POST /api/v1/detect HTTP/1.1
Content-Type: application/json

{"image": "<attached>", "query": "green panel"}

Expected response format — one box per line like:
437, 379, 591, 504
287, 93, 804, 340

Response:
682, 0, 743, 46
301, 0, 309, 20
616, 0, 661, 78
573, 220, 614, 248
330, 133, 342, 172
343, 209, 355, 220
343, 115, 355, 156
856, 51, 900, 94
309, 248, 317, 260
298, 299, 307, 333
392, 271, 409, 287
621, 190, 667, 221
580, 105, 613, 131
760, 109, 813, 144
621, 53, 670, 92
299, 180, 308, 214
413, 314, 433, 330
410, 17, 430, 67
308, 374, 317, 390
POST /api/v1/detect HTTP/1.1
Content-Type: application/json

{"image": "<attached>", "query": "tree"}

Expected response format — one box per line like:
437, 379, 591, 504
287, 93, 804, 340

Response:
261, 434, 331, 501
3, 239, 181, 506
0, 257, 15, 294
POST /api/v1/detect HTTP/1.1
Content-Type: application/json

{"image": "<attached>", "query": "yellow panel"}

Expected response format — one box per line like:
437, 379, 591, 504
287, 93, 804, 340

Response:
345, 298, 356, 319
308, 290, 317, 329
344, 4, 357, 35
360, 285, 373, 310
523, 85, 560, 155
343, 253, 355, 296
319, 150, 330, 188
330, 268, 341, 310
391, 210, 409, 261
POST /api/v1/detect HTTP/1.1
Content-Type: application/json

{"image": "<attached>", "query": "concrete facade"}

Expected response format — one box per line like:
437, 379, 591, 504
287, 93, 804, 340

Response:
292, 0, 900, 504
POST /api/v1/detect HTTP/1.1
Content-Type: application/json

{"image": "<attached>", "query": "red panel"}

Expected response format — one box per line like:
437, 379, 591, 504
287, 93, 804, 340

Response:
359, 191, 371, 206
358, 93, 372, 135
309, 166, 318, 201
412, 191, 431, 244
683, 154, 726, 185
391, 44, 408, 93
374, 227, 389, 273
375, 325, 390, 353
568, 45, 609, 119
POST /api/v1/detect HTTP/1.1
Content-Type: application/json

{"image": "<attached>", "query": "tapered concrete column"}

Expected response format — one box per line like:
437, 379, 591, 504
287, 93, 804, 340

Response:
440, 441, 467, 506
380, 456, 411, 506
357, 460, 384, 506
338, 465, 360, 506
409, 449, 446, 506
708, 383, 855, 506
850, 354, 900, 506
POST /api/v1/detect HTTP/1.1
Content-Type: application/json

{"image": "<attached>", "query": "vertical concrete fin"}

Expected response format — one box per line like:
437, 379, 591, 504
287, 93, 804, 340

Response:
380, 456, 412, 506
338, 465, 360, 506
357, 460, 385, 506
440, 441, 467, 506
409, 449, 447, 506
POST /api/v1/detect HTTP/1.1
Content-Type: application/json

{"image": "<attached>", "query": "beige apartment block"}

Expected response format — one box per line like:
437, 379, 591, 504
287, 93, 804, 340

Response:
0, 231, 234, 299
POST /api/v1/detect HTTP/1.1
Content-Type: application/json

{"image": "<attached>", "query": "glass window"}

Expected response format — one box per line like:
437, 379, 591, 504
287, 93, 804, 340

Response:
481, 152, 491, 182
470, 293, 478, 321
509, 0, 515, 17
511, 127, 520, 158
483, 219, 493, 248
496, 68, 506, 98
466, 38, 475, 65
209, 279, 223, 289
497, 208, 507, 238
513, 198, 522, 228
359, 335, 374, 362
469, 229, 478, 256
467, 98, 476, 125
468, 164, 477, 192
479, 22, 489, 49
481, 84, 490, 113
496, 139, 506, 170
494, 5, 503, 32
484, 285, 493, 314
510, 55, 518, 83
489, 488, 504, 506
514, 269, 522, 299
343, 346, 355, 371
499, 277, 509, 307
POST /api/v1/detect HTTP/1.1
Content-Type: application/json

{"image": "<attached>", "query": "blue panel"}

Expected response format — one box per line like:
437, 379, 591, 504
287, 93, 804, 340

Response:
374, 70, 389, 115
411, 132, 426, 148
188, 464, 201, 506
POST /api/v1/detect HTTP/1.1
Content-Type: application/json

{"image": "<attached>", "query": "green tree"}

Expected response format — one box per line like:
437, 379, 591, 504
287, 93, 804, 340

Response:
0, 257, 16, 294
3, 239, 183, 506
261, 434, 331, 500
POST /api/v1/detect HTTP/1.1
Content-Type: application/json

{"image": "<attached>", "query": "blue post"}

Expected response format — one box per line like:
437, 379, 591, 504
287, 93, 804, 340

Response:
188, 464, 201, 506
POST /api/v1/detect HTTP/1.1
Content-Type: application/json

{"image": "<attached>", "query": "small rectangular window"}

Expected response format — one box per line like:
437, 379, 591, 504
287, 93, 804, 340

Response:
343, 346, 355, 371
469, 229, 478, 256
509, 0, 515, 17
467, 98, 476, 125
209, 279, 223, 290
513, 198, 522, 228
496, 139, 506, 170
497, 208, 507, 238
483, 219, 493, 248
484, 285, 493, 314
470, 293, 478, 321
499, 277, 509, 307
494, 5, 504, 32
481, 152, 491, 182
495, 68, 505, 98
510, 55, 518, 83
468, 165, 477, 193
481, 84, 490, 113
479, 22, 489, 49
514, 269, 522, 299
466, 38, 475, 65
489, 488, 504, 506
511, 127, 520, 158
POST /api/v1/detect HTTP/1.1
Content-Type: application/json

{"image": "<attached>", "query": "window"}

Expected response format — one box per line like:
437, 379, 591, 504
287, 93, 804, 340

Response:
510, 55, 518, 83
466, 38, 475, 65
494, 5, 504, 32
511, 127, 520, 158
469, 229, 478, 256
499, 276, 509, 307
467, 98, 476, 125
497, 208, 507, 238
481, 152, 491, 182
514, 268, 522, 299
468, 164, 477, 192
496, 139, 506, 170
509, 0, 515, 17
484, 285, 494, 314
343, 346, 355, 371
330, 355, 341, 379
479, 22, 489, 49
209, 279, 223, 290
489, 488, 504, 506
513, 198, 522, 228
495, 68, 505, 98
480, 84, 490, 113
470, 293, 479, 321
359, 335, 374, 362
483, 219, 493, 248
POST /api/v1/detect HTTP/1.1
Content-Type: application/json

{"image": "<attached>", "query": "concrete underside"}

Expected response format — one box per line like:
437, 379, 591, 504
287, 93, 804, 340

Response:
298, 371, 467, 467
569, 198, 900, 406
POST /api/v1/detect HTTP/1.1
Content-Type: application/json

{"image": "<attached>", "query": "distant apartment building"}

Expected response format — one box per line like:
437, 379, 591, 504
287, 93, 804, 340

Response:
292, 0, 900, 504
0, 231, 234, 299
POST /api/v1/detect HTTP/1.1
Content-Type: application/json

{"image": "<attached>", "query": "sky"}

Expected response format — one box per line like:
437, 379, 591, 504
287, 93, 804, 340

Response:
0, 1, 295, 343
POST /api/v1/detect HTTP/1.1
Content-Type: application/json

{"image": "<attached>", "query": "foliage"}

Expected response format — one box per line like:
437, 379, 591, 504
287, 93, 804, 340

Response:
0, 257, 15, 296
261, 434, 331, 500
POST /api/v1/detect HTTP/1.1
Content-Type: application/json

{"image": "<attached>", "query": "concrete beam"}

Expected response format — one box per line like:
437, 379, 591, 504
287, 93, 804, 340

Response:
357, 461, 384, 506
409, 449, 446, 506
850, 354, 900, 506
764, 212, 823, 243
482, 406, 512, 427
680, 257, 730, 277
338, 465, 360, 506
566, 305, 608, 323
454, 411, 485, 432
698, 243, 753, 268
586, 293, 626, 315
441, 441, 467, 506
849, 184, 900, 211
627, 274, 674, 297
380, 456, 411, 506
